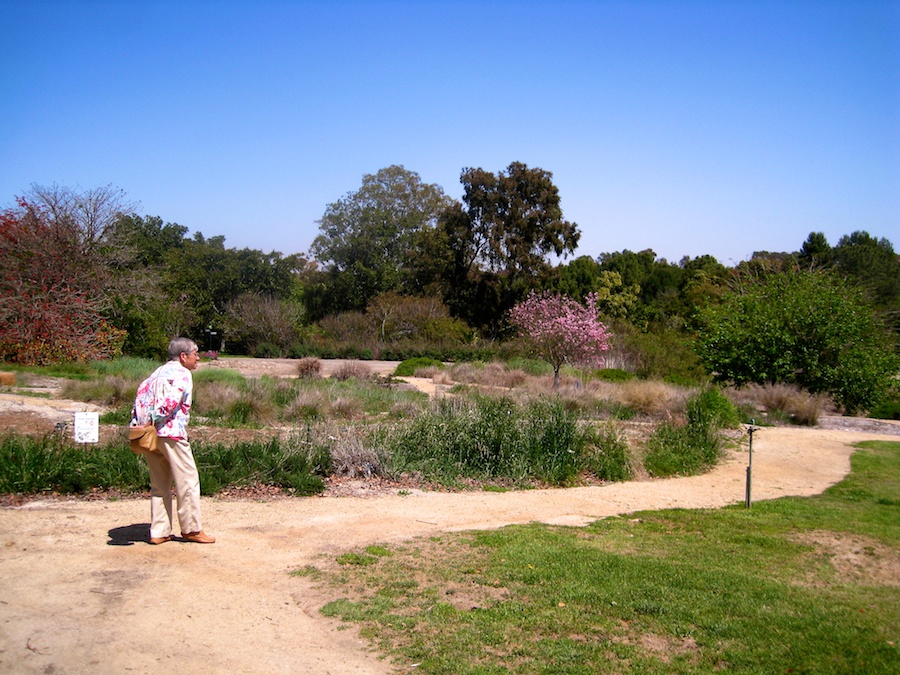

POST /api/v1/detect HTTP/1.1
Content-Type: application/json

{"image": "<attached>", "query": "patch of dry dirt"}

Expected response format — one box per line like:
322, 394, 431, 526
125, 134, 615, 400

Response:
792, 530, 900, 587
1, 360, 899, 673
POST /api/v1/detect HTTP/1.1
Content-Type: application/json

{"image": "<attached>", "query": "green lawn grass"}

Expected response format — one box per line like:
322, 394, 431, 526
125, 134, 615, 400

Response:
311, 440, 900, 674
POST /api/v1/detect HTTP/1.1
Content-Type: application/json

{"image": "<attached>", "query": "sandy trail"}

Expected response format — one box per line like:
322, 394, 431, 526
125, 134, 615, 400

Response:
0, 425, 894, 674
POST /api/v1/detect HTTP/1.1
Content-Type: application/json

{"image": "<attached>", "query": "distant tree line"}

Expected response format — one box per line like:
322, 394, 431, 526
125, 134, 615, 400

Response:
1, 168, 898, 412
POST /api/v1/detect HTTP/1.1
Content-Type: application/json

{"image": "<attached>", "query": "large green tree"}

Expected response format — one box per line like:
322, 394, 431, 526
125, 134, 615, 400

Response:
831, 231, 900, 328
454, 162, 579, 278
696, 269, 898, 413
439, 162, 579, 333
109, 214, 308, 356
596, 249, 727, 329
308, 165, 453, 317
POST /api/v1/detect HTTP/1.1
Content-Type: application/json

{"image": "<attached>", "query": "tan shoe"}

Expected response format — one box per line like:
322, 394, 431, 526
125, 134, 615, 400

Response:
149, 535, 173, 545
182, 530, 216, 544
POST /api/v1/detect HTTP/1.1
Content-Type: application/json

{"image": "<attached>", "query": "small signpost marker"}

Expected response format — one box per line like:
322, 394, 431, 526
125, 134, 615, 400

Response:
745, 419, 759, 508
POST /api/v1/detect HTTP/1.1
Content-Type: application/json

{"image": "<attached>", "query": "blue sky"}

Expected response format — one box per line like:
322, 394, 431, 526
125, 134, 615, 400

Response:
1, 0, 897, 266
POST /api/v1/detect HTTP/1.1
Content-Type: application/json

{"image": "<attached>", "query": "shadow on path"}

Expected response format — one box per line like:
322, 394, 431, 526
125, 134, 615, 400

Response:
107, 522, 150, 546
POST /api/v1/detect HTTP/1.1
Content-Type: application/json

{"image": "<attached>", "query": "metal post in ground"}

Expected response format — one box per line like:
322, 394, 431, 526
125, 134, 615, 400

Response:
745, 420, 759, 508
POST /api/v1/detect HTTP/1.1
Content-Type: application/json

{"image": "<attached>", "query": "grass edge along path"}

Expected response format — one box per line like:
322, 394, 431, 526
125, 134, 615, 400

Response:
307, 441, 900, 674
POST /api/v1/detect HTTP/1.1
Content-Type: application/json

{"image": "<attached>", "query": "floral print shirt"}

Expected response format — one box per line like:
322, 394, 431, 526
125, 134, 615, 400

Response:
130, 360, 193, 440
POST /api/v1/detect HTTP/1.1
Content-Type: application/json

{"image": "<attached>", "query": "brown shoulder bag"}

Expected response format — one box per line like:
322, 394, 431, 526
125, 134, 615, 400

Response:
128, 424, 159, 454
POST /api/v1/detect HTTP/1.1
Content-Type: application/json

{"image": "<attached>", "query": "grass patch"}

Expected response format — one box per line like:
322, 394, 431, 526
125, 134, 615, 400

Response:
313, 441, 900, 674
643, 388, 739, 477
0, 431, 331, 497
194, 434, 330, 495
0, 434, 148, 494
387, 396, 604, 486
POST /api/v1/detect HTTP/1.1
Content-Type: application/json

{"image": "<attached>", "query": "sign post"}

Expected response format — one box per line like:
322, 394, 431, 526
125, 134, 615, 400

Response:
745, 420, 759, 508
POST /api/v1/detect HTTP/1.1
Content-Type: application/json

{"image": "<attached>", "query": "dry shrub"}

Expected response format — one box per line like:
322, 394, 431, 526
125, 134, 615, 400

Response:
285, 390, 328, 421
480, 362, 507, 385
390, 401, 422, 418
790, 393, 829, 426
557, 379, 620, 415
728, 383, 829, 426
618, 380, 689, 417
192, 381, 241, 416
60, 375, 135, 406
478, 362, 528, 389
0, 372, 15, 386
331, 396, 363, 419
449, 363, 479, 383
583, 379, 621, 400
331, 361, 372, 381
432, 370, 454, 386
522, 374, 556, 396
496, 368, 529, 389
296, 357, 322, 379
412, 365, 442, 378
327, 426, 383, 477
230, 380, 278, 424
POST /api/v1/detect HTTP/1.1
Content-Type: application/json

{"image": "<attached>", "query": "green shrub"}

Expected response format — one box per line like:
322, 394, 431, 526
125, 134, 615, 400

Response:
503, 357, 553, 377
388, 396, 589, 486
0, 430, 331, 498
0, 434, 147, 494
394, 357, 445, 377
193, 435, 329, 496
593, 368, 634, 383
254, 342, 282, 359
613, 324, 708, 384
696, 269, 899, 413
101, 405, 133, 425
643, 387, 735, 477
687, 387, 741, 430
870, 396, 900, 420
583, 423, 632, 481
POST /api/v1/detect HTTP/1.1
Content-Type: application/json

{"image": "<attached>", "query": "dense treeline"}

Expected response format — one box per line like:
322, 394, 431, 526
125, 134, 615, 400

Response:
1, 169, 898, 412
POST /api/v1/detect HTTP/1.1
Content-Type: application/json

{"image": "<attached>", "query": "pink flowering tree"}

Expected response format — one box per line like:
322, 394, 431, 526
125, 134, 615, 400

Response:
508, 291, 611, 390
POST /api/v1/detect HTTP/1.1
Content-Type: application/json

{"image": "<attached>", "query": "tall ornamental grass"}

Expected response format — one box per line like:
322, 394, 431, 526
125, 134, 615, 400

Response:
0, 435, 148, 494
195, 434, 331, 495
387, 396, 623, 486
643, 388, 740, 477
0, 432, 331, 497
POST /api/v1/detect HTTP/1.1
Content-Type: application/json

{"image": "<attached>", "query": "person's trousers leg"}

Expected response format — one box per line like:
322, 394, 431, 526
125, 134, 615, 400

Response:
146, 450, 174, 539
158, 437, 203, 535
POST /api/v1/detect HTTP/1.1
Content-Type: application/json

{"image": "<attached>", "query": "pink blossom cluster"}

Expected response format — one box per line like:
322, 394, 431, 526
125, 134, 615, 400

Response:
509, 292, 611, 376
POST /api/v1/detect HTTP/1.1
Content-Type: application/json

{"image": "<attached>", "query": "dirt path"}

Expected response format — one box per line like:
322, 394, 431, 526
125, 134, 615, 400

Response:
1, 424, 897, 674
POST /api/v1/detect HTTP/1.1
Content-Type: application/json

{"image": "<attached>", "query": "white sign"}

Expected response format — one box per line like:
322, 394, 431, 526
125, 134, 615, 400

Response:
73, 412, 99, 444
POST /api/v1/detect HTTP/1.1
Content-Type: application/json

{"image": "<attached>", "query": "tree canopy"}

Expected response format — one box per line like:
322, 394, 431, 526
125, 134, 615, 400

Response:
509, 291, 610, 390
0, 196, 125, 363
3, 175, 897, 406
437, 162, 580, 334
696, 269, 898, 413
307, 165, 453, 317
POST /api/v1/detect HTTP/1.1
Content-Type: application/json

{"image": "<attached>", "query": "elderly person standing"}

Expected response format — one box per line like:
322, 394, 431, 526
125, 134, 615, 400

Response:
131, 337, 215, 545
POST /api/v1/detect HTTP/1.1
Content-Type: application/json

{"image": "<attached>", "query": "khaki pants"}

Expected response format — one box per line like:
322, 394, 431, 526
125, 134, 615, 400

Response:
147, 437, 203, 539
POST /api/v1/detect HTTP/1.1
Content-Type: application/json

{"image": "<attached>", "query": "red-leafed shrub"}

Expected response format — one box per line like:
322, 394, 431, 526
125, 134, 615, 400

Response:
0, 199, 125, 364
